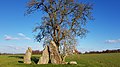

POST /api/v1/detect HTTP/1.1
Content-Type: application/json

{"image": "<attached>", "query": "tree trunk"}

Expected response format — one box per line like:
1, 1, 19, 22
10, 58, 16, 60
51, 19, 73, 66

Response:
55, 41, 60, 53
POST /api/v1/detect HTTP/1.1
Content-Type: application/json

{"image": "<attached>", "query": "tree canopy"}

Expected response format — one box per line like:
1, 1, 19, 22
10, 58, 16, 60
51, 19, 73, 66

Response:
26, 0, 93, 52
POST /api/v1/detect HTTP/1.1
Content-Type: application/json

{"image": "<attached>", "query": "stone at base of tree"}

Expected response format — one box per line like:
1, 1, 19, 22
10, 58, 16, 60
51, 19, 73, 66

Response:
61, 61, 68, 64
37, 46, 49, 64
24, 47, 32, 64
65, 62, 69, 64
49, 41, 62, 64
69, 61, 77, 64
37, 40, 68, 64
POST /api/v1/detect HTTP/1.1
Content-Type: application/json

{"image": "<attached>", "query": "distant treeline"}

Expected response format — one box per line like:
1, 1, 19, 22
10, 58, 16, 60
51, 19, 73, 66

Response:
32, 49, 82, 54
0, 50, 43, 55
1, 49, 120, 55
0, 49, 80, 55
32, 50, 43, 55
85, 49, 120, 54
0, 53, 24, 55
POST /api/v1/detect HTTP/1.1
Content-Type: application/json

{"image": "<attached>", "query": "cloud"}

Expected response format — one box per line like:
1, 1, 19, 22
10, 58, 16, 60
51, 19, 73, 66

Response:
4, 33, 31, 41
24, 37, 31, 40
4, 35, 19, 40
105, 39, 120, 44
18, 33, 31, 40
18, 33, 25, 37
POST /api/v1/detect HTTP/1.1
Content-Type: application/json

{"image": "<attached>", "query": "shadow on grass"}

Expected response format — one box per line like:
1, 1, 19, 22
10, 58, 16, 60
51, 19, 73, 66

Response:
9, 55, 39, 64
18, 61, 24, 63
31, 56, 39, 64
9, 56, 24, 63
9, 56, 23, 59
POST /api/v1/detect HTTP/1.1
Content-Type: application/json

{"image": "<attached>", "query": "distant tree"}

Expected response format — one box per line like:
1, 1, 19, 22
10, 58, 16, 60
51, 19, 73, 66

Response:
32, 50, 43, 55
26, 0, 93, 54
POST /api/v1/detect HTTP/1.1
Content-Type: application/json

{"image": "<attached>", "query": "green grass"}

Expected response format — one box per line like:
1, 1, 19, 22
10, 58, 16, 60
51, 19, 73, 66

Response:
0, 53, 120, 67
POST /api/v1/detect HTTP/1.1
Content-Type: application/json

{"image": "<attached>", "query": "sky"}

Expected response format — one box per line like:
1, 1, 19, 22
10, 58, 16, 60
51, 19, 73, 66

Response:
0, 0, 120, 53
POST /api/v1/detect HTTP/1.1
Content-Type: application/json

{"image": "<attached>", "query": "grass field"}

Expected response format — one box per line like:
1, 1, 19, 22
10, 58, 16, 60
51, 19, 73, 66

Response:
0, 53, 120, 67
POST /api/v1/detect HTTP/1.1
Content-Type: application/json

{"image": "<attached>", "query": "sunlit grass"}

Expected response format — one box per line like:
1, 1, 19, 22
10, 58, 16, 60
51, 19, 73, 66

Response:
0, 53, 120, 67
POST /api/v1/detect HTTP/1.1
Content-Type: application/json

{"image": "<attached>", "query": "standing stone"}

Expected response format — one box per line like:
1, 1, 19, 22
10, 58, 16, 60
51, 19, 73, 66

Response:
69, 61, 77, 64
49, 41, 62, 64
37, 45, 49, 64
24, 47, 32, 64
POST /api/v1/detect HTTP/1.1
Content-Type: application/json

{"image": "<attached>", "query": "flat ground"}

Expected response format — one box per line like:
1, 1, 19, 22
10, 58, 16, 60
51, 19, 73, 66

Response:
0, 53, 120, 67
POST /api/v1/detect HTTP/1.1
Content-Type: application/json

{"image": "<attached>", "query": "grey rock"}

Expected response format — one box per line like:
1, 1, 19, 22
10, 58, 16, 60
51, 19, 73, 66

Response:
69, 61, 77, 64
37, 45, 49, 64
49, 41, 62, 64
24, 47, 32, 64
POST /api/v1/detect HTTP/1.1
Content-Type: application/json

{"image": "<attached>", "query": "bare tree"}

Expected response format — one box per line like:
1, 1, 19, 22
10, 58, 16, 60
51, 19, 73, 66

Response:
26, 0, 93, 52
